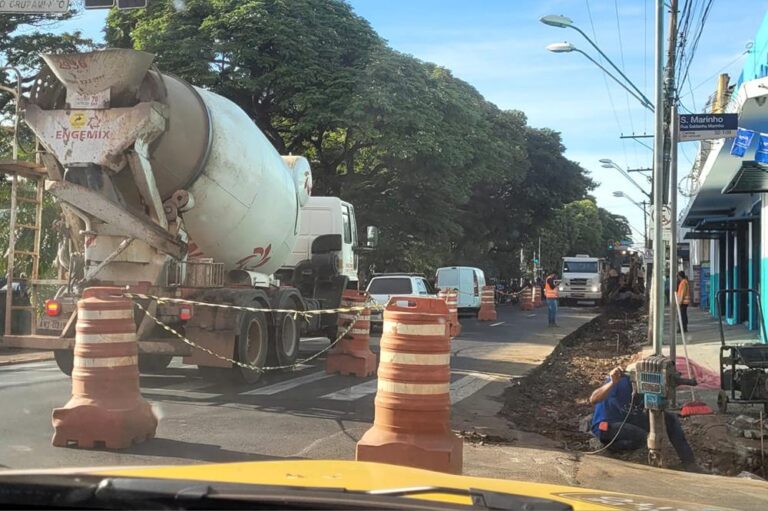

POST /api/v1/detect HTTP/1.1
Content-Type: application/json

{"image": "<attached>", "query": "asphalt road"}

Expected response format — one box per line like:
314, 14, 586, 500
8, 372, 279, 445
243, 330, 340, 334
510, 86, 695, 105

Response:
0, 304, 597, 471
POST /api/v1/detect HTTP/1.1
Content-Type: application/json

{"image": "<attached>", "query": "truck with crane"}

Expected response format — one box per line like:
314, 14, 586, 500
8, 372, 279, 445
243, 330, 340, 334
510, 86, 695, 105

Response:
0, 49, 376, 382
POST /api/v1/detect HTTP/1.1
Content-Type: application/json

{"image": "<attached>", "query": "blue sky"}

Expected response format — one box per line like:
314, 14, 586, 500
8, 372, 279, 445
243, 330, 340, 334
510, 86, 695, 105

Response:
55, 1, 768, 243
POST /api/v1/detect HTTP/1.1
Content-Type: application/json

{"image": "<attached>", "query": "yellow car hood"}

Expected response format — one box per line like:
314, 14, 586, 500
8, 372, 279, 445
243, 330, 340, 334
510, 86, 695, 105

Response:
73, 459, 721, 510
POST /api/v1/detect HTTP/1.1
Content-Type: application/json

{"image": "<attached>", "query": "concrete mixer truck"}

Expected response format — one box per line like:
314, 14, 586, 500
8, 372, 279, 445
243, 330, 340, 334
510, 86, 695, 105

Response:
9, 49, 376, 382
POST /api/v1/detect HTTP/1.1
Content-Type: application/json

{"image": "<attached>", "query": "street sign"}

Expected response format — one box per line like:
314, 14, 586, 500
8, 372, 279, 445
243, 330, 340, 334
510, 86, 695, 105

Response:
678, 113, 738, 142
650, 205, 672, 226
0, 0, 69, 13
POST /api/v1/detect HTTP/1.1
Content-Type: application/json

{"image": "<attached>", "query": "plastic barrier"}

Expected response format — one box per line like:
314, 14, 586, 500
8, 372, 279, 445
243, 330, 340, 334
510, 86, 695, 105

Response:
437, 288, 461, 337
356, 296, 462, 474
52, 287, 157, 449
519, 287, 534, 311
477, 286, 497, 321
325, 290, 376, 377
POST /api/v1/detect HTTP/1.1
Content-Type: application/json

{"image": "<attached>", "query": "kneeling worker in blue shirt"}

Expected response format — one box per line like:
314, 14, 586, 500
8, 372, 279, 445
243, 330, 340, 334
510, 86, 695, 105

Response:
590, 367, 698, 471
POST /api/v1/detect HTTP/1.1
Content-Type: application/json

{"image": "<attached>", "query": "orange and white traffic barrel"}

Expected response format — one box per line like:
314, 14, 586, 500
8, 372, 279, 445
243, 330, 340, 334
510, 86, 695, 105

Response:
519, 287, 534, 311
477, 285, 497, 321
326, 289, 376, 377
356, 296, 462, 474
52, 287, 157, 449
437, 288, 461, 337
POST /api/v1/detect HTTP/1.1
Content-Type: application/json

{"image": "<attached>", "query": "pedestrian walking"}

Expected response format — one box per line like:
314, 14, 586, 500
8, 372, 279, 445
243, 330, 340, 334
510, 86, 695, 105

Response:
544, 271, 559, 327
677, 270, 690, 332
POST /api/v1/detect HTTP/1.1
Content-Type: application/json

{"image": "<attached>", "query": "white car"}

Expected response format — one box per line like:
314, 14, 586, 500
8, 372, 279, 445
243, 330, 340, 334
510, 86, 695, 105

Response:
365, 274, 435, 329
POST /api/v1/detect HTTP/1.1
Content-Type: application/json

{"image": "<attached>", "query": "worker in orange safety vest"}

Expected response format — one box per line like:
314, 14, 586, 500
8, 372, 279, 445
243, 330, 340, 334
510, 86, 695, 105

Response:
676, 270, 691, 333
544, 271, 559, 327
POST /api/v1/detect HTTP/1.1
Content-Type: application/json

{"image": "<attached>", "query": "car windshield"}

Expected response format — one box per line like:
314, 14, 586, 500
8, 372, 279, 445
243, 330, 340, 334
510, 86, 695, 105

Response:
367, 277, 413, 295
562, 261, 599, 274
0, 2, 764, 509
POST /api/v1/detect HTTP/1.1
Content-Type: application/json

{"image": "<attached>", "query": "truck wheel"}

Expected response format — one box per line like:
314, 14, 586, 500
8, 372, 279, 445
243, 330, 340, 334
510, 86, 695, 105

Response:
138, 354, 173, 373
236, 311, 269, 384
274, 311, 300, 367
54, 349, 73, 376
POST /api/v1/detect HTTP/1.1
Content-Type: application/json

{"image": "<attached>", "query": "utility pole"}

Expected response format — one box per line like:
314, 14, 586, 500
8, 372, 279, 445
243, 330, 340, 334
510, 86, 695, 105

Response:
651, 0, 666, 356
666, 1, 679, 374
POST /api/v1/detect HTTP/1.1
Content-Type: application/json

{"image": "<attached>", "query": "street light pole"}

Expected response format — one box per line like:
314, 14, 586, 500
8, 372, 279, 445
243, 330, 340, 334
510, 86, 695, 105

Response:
546, 43, 655, 113
612, 191, 648, 215
540, 15, 654, 110
601, 159, 652, 197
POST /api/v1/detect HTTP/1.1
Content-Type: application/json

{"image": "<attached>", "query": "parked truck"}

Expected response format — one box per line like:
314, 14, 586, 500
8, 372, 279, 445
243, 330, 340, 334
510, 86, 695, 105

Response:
3, 49, 376, 382
558, 254, 605, 305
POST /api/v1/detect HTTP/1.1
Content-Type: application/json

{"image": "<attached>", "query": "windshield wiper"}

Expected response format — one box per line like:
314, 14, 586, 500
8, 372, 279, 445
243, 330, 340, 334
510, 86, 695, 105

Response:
368, 487, 573, 511
0, 474, 572, 510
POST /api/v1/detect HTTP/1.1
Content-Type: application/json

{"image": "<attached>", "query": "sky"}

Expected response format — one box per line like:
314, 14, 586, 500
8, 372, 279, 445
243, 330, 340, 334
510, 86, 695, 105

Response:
53, 0, 768, 246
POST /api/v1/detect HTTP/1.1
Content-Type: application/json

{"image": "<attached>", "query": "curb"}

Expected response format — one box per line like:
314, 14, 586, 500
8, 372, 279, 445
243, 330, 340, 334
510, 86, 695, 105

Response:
0, 351, 54, 367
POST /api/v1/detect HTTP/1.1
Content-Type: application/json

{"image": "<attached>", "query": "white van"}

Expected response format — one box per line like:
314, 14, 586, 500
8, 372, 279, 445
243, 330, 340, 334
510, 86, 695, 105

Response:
435, 266, 486, 315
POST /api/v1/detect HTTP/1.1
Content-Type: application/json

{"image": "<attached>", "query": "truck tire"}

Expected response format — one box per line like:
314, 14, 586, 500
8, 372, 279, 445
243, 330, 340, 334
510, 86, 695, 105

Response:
270, 294, 301, 368
236, 310, 270, 384
274, 311, 300, 367
54, 349, 73, 376
138, 354, 173, 373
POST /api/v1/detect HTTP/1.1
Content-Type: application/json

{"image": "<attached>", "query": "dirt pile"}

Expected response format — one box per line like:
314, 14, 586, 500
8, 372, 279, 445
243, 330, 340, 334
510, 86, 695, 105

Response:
500, 307, 645, 449
499, 306, 767, 477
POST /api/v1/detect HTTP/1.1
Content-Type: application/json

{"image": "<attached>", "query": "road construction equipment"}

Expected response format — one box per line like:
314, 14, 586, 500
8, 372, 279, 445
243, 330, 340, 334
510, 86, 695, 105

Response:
2, 49, 376, 381
625, 355, 698, 466
715, 289, 768, 414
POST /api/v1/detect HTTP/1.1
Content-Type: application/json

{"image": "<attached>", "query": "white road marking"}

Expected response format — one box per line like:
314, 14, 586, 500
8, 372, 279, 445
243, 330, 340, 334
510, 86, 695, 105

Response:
450, 374, 494, 404
0, 361, 56, 372
241, 371, 332, 396
320, 379, 378, 401
489, 321, 505, 327
162, 380, 217, 392
142, 387, 221, 400
0, 375, 68, 390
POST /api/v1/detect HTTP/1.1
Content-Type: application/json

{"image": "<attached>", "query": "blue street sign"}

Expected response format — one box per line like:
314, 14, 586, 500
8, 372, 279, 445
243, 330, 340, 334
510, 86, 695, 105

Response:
678, 113, 738, 142
756, 133, 768, 164
731, 128, 755, 157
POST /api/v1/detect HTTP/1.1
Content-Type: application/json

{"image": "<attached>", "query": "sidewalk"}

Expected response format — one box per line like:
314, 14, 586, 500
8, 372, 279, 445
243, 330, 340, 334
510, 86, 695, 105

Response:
0, 348, 53, 366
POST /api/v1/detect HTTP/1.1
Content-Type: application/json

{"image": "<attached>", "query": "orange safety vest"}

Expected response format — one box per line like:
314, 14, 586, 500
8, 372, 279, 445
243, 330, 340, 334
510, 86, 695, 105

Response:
544, 279, 558, 299
677, 278, 690, 305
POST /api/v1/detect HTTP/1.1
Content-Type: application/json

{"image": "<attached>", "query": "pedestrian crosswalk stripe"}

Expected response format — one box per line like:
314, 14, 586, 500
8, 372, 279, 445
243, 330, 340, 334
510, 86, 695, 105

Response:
143, 387, 221, 400
450, 374, 494, 404
241, 370, 332, 396
320, 380, 377, 401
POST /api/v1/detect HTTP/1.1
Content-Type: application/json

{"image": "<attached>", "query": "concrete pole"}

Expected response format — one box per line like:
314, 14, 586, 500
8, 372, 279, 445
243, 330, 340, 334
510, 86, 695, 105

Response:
651, 0, 666, 356
669, 107, 679, 406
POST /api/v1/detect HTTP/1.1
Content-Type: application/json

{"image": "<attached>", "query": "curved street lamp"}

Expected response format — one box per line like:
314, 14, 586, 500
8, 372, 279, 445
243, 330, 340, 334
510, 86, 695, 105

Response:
546, 42, 654, 113
540, 15, 654, 111
600, 158, 652, 198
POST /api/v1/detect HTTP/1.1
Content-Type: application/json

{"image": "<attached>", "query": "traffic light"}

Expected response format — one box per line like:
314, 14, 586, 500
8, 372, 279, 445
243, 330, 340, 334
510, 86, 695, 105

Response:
118, 0, 148, 8
84, 0, 114, 8
85, 0, 147, 8
607, 239, 615, 250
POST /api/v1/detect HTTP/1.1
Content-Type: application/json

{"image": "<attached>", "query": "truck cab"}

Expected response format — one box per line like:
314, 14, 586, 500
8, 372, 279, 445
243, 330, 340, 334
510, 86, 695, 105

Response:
282, 196, 359, 287
559, 255, 604, 305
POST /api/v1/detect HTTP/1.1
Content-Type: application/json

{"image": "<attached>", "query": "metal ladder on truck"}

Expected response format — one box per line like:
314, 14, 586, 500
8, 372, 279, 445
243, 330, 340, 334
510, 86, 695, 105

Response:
3, 172, 45, 336
0, 66, 66, 344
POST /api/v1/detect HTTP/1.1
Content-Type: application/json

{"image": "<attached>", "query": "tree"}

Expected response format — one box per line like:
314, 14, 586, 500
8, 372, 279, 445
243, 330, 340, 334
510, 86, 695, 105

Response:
0, 10, 95, 280
104, 0, 608, 279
